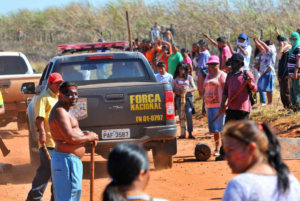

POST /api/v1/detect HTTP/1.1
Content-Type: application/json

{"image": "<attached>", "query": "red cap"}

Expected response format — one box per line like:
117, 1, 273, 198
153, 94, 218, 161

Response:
48, 73, 64, 84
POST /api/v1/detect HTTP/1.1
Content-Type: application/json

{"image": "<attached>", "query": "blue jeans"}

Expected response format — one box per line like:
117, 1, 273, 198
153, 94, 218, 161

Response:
176, 98, 193, 132
259, 91, 267, 104
51, 151, 83, 201
27, 147, 55, 201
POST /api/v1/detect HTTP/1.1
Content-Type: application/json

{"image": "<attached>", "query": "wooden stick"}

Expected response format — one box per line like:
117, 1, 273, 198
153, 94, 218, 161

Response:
43, 144, 51, 162
126, 11, 133, 51
90, 142, 95, 201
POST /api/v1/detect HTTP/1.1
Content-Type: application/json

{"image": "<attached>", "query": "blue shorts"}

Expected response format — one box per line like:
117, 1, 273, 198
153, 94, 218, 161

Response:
51, 151, 83, 201
206, 107, 225, 133
258, 71, 275, 92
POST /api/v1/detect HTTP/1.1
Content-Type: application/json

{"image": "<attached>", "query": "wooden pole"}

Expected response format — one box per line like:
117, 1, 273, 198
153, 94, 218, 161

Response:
126, 11, 133, 51
90, 142, 95, 201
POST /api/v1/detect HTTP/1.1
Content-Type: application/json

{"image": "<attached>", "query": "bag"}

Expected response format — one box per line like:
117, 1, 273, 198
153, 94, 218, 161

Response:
243, 70, 256, 106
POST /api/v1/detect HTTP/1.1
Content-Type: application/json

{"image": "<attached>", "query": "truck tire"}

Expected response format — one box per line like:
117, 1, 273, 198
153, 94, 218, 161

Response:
28, 128, 40, 166
152, 149, 173, 170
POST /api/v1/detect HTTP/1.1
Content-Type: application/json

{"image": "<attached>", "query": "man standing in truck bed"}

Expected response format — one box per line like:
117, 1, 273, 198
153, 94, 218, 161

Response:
49, 81, 98, 201
27, 73, 63, 201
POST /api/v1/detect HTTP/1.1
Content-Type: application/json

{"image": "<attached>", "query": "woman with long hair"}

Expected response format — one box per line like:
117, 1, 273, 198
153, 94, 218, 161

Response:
172, 62, 197, 139
222, 120, 300, 200
103, 143, 168, 201
202, 55, 227, 156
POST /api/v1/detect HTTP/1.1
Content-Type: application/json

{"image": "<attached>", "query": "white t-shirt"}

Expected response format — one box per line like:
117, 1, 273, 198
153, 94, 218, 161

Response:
223, 173, 300, 201
235, 45, 252, 71
152, 26, 161, 38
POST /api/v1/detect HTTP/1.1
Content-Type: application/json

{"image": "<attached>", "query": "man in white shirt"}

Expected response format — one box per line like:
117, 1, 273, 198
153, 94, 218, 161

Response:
152, 22, 161, 41
155, 61, 173, 87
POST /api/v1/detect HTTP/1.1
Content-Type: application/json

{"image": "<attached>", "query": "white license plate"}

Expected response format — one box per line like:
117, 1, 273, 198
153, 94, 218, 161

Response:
102, 129, 130, 139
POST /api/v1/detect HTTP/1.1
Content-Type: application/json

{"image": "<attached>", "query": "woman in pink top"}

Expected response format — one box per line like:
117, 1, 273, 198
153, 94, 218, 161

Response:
181, 48, 193, 76
202, 55, 227, 156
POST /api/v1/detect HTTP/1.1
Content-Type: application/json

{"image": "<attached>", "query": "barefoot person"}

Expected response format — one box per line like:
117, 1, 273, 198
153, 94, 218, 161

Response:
26, 73, 63, 201
49, 82, 98, 201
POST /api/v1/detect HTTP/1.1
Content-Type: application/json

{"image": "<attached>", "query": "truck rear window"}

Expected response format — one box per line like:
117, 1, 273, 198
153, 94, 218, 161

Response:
58, 59, 150, 85
0, 56, 28, 75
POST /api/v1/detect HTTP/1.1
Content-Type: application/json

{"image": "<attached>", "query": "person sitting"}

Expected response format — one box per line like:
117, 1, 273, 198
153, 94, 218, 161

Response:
103, 143, 168, 201
222, 120, 300, 201
61, 66, 83, 81
108, 62, 134, 79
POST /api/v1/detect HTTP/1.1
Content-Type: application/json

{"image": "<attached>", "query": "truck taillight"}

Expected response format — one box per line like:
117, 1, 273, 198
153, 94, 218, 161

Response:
165, 91, 174, 120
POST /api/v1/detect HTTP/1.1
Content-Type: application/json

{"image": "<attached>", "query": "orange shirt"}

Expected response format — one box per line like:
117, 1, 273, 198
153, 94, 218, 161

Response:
156, 47, 162, 53
145, 49, 155, 62
167, 31, 171, 39
159, 55, 170, 72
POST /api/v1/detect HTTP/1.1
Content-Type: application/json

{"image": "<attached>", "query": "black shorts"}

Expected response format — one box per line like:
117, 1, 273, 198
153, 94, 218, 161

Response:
225, 109, 249, 124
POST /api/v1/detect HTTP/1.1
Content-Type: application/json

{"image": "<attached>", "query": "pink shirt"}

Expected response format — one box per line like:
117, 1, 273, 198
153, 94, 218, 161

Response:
223, 71, 257, 112
222, 46, 232, 68
204, 71, 227, 108
183, 57, 192, 64
184, 57, 192, 74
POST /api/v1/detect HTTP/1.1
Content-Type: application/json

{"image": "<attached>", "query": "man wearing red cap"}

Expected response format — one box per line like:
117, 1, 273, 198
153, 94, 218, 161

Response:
27, 73, 63, 201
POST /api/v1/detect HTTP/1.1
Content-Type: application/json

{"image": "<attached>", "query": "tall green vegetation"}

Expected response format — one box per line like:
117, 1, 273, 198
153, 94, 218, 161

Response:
1, 0, 299, 38
0, 0, 299, 68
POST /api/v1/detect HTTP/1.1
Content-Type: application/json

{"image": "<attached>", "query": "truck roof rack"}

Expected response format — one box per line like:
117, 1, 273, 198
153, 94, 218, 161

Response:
57, 41, 129, 55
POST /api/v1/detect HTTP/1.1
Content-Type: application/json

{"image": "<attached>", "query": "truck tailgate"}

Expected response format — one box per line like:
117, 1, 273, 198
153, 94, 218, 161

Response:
75, 83, 166, 127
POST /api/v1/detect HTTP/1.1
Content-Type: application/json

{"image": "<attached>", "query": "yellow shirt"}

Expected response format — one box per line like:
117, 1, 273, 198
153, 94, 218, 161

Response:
0, 92, 4, 106
35, 88, 58, 148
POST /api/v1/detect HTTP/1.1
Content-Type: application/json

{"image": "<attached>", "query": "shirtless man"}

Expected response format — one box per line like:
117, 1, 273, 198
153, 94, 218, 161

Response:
49, 81, 98, 201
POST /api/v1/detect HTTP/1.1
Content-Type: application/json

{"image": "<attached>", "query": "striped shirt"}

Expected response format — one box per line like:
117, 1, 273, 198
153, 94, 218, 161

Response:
288, 47, 300, 75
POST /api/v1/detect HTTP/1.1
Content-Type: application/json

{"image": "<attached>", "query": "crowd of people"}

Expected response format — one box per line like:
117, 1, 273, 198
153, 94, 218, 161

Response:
24, 24, 300, 201
131, 25, 300, 158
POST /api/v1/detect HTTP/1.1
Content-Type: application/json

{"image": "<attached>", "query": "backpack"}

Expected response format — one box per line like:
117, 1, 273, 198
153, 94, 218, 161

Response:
243, 70, 256, 106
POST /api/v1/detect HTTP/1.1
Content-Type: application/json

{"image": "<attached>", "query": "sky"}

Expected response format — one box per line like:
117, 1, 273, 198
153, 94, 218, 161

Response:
0, 0, 107, 15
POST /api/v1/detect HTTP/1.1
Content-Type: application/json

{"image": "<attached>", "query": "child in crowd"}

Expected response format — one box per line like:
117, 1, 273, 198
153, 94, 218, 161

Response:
172, 62, 197, 139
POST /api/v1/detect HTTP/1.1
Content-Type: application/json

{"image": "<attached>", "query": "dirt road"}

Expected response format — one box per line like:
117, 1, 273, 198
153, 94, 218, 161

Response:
1, 121, 300, 201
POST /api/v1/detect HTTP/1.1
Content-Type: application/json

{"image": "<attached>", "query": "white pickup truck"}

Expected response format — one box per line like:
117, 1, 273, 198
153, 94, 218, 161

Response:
0, 52, 41, 130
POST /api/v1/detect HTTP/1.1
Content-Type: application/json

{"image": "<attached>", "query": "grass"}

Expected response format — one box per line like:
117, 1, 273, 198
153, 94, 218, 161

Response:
1, 0, 300, 64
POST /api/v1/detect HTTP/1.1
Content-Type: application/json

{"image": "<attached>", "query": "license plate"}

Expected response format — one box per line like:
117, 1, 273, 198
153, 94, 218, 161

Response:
102, 129, 130, 139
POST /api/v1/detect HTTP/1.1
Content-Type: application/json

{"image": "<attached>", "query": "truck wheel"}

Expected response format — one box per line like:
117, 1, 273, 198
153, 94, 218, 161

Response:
152, 149, 173, 170
29, 129, 40, 166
